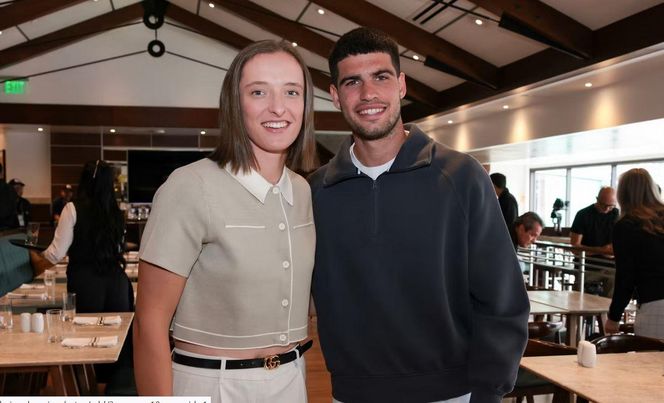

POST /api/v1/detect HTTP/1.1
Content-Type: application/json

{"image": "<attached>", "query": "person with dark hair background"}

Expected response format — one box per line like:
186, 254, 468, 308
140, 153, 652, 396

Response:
37, 159, 133, 389
510, 212, 544, 250
605, 168, 664, 339
0, 163, 18, 229
490, 172, 519, 228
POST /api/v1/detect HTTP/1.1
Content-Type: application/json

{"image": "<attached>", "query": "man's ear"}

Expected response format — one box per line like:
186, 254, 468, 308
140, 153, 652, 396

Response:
330, 84, 341, 110
398, 72, 407, 100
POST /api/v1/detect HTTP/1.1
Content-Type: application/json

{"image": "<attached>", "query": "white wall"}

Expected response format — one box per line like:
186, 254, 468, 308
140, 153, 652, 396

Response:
4, 128, 51, 202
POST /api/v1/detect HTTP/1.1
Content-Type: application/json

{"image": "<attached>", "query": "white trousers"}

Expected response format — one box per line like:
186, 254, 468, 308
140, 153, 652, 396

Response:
172, 348, 307, 403
333, 392, 471, 403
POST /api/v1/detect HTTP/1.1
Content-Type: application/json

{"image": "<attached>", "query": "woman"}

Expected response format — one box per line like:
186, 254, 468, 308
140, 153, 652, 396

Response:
133, 40, 317, 402
42, 160, 133, 385
605, 168, 664, 339
43, 160, 132, 312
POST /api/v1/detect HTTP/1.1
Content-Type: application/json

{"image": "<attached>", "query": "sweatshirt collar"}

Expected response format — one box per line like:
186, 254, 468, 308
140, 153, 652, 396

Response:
225, 164, 294, 205
323, 123, 434, 187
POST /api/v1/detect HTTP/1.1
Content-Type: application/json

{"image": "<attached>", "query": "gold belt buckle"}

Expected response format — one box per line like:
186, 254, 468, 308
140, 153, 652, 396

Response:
263, 355, 280, 370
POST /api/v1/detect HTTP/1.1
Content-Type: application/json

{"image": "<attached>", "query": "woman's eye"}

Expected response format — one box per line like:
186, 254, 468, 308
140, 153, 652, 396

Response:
251, 90, 265, 96
287, 90, 300, 96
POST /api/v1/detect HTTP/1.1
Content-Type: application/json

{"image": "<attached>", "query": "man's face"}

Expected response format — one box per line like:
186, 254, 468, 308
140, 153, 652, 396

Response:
516, 223, 542, 248
13, 184, 24, 197
595, 189, 617, 214
330, 52, 406, 141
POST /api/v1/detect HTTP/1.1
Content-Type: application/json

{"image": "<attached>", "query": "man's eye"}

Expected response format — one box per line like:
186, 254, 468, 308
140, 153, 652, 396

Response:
344, 79, 359, 86
287, 90, 300, 96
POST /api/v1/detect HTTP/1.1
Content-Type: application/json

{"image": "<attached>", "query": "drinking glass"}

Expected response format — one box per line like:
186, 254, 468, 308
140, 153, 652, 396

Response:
62, 292, 76, 334
46, 309, 63, 343
0, 297, 13, 330
43, 269, 56, 287
25, 222, 40, 246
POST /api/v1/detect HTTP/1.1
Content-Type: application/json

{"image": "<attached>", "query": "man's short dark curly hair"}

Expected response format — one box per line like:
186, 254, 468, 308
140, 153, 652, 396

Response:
328, 27, 400, 86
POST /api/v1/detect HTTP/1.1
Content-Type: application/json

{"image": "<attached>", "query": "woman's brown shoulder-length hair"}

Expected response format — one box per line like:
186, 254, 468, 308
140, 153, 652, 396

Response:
209, 40, 317, 173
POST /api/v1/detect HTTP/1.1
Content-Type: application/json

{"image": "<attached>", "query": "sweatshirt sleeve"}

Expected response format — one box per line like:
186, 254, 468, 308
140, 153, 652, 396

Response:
463, 160, 530, 401
609, 220, 637, 322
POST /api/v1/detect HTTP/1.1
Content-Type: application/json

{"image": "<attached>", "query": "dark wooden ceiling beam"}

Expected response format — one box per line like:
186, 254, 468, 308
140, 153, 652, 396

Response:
166, 4, 332, 94
0, 103, 349, 132
213, 0, 441, 107
0, 0, 86, 32
469, 0, 593, 58
402, 3, 664, 122
314, 0, 498, 89
0, 3, 143, 70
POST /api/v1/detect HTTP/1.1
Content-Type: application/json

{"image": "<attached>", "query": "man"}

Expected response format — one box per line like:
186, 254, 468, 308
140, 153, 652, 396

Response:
309, 28, 529, 403
511, 212, 544, 250
0, 163, 18, 229
52, 184, 73, 225
9, 178, 31, 227
490, 173, 519, 228
570, 186, 619, 296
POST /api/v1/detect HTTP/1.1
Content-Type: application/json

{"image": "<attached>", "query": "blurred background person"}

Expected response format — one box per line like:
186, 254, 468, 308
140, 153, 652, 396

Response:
605, 168, 664, 339
491, 172, 519, 228
52, 183, 73, 225
0, 163, 18, 229
9, 178, 31, 227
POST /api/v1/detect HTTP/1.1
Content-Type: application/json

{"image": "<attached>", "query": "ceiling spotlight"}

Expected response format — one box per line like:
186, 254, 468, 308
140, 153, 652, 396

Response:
412, 55, 420, 61
110, 129, 116, 133
154, 129, 166, 134
37, 127, 44, 132
502, 105, 509, 110
447, 120, 453, 124
475, 19, 483, 26
584, 82, 593, 88
292, 42, 298, 47
0, 31, 3, 36
209, 2, 215, 8
200, 130, 206, 135
317, 8, 325, 15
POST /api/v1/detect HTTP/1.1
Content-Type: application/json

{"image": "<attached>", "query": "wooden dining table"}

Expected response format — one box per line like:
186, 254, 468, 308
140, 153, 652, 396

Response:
521, 351, 664, 402
0, 312, 133, 395
6, 282, 138, 312
527, 290, 636, 347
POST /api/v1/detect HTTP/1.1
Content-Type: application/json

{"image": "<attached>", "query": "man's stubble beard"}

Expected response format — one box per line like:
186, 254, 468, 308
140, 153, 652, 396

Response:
341, 105, 402, 142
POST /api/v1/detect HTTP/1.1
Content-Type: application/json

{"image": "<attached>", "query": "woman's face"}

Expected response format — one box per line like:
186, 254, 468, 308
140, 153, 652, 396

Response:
239, 51, 305, 163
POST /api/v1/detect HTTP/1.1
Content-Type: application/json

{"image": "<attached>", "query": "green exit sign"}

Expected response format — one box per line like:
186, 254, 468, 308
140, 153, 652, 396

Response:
4, 80, 26, 94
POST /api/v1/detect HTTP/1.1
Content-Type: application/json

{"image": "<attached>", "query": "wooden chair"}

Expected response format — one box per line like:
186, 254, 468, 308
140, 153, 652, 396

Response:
506, 339, 576, 403
590, 333, 664, 353
528, 321, 563, 343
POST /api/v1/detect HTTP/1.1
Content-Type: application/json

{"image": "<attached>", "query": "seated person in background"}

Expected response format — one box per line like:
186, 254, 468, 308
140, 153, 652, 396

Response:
570, 186, 619, 296
605, 168, 664, 340
52, 184, 73, 225
9, 178, 31, 227
0, 163, 18, 229
490, 172, 519, 228
510, 212, 544, 250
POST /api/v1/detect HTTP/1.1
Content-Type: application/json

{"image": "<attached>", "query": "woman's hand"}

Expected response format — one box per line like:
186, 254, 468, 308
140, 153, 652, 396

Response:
603, 319, 620, 334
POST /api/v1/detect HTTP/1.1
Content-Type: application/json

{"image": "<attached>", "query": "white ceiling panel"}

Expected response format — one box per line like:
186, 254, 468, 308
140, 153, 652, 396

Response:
305, 2, 360, 37
111, 0, 144, 9
159, 21, 239, 70
294, 46, 330, 73
250, 0, 311, 21
399, 56, 464, 92
541, 0, 664, 30
17, 1, 113, 40
0, 27, 26, 53
437, 10, 546, 67
366, 0, 476, 34
168, 0, 199, 13
200, 4, 281, 42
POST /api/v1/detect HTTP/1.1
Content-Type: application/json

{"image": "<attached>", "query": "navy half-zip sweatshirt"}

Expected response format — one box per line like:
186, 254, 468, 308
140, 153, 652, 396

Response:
308, 124, 529, 403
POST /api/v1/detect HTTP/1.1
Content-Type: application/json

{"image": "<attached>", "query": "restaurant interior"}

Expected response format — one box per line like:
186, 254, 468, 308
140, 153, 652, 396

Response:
2, 0, 664, 402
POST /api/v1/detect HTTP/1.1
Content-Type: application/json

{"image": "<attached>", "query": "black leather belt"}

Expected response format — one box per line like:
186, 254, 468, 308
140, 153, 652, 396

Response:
172, 340, 313, 370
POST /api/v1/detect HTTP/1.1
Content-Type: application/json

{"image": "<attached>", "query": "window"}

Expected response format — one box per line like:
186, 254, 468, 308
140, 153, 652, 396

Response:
569, 165, 612, 223
532, 169, 567, 227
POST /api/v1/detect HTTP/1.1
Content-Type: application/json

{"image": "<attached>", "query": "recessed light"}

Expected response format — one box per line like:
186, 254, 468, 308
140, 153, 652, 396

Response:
154, 129, 166, 134
475, 19, 483, 26
447, 120, 453, 124
502, 105, 509, 110
37, 127, 44, 132
209, 2, 215, 8
584, 82, 593, 88
0, 31, 3, 36
110, 129, 116, 133
200, 130, 206, 135
292, 42, 298, 47
317, 8, 325, 15
412, 55, 420, 61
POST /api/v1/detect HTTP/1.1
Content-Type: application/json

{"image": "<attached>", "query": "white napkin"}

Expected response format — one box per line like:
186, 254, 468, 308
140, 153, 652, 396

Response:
6, 292, 47, 300
61, 336, 118, 348
73, 315, 122, 326
20, 284, 45, 289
